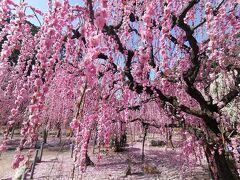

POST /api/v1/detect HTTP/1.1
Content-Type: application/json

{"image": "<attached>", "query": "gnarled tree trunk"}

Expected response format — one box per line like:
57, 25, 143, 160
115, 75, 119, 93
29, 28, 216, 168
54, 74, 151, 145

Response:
205, 144, 239, 180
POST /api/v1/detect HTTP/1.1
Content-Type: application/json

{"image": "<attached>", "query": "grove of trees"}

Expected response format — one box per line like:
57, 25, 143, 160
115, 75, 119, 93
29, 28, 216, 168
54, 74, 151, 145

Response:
0, 0, 239, 179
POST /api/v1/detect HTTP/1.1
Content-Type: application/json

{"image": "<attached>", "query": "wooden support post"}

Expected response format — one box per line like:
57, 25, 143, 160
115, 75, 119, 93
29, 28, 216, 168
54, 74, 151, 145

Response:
39, 142, 44, 162
30, 149, 39, 179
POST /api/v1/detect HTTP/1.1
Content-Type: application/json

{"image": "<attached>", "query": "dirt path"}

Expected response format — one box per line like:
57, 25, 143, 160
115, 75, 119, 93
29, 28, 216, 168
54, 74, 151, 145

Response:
0, 135, 211, 180
0, 150, 15, 179
30, 143, 210, 180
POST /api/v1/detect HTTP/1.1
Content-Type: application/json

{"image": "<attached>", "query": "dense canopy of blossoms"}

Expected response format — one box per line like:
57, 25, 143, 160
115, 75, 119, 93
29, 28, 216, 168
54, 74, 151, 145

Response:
0, 0, 239, 179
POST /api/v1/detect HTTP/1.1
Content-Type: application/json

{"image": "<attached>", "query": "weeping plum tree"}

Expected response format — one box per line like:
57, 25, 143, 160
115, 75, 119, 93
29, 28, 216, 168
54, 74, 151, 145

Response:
0, 0, 239, 179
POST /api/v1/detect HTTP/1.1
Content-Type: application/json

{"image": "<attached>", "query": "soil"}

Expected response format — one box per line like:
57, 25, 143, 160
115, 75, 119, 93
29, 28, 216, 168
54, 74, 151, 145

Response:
0, 134, 211, 180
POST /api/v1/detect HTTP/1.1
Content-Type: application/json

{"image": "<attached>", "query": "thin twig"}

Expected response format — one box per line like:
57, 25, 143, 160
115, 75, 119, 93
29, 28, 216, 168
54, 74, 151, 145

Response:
31, 8, 42, 26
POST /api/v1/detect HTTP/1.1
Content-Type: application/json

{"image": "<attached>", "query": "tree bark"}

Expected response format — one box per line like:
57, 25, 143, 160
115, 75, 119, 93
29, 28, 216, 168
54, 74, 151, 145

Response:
205, 144, 239, 180
92, 128, 98, 154
86, 153, 94, 166
43, 128, 48, 144
114, 133, 127, 152
85, 130, 94, 166
168, 128, 174, 149
56, 127, 61, 138
142, 124, 148, 162
113, 122, 127, 152
10, 126, 15, 139
56, 127, 62, 144
5, 127, 11, 139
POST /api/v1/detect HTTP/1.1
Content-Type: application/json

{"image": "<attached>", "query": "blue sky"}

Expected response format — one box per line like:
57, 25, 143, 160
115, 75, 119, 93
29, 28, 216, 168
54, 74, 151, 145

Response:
13, 0, 84, 25
14, 0, 49, 12
13, 0, 84, 12
14, 0, 81, 8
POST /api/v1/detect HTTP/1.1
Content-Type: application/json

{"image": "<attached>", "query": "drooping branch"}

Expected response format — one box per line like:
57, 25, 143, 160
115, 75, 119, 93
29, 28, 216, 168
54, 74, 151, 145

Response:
87, 0, 94, 24
178, 0, 200, 20
220, 68, 240, 109
103, 25, 125, 53
169, 35, 190, 52
174, 0, 222, 135
192, 0, 231, 31
192, 19, 206, 31
97, 53, 118, 73
220, 88, 239, 108
213, 0, 225, 15
100, 0, 222, 135
149, 45, 156, 68
117, 96, 157, 112
122, 46, 205, 119
75, 82, 88, 119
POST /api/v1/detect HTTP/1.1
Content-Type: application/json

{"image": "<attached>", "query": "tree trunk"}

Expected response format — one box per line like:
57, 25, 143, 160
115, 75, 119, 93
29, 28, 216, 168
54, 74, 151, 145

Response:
114, 138, 121, 152
92, 128, 98, 154
43, 128, 48, 144
142, 124, 148, 162
70, 128, 74, 137
86, 153, 94, 166
114, 133, 127, 152
113, 122, 127, 152
85, 130, 94, 166
205, 145, 239, 180
56, 127, 61, 144
168, 128, 174, 149
10, 127, 15, 139
120, 133, 127, 147
5, 127, 11, 139
57, 128, 61, 138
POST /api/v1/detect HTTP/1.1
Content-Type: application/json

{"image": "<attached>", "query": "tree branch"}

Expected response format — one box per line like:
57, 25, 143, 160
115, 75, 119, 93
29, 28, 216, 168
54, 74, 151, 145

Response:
178, 0, 200, 20
103, 25, 125, 53
87, 0, 94, 24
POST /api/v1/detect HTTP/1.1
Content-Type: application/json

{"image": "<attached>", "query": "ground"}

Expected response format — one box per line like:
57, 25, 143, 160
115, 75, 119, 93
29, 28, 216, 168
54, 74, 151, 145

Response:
0, 133, 211, 180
